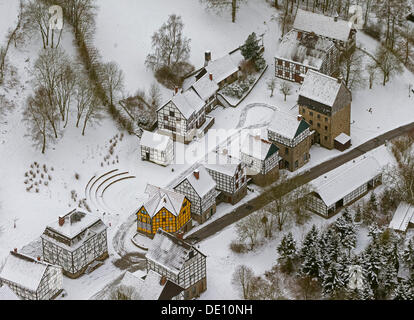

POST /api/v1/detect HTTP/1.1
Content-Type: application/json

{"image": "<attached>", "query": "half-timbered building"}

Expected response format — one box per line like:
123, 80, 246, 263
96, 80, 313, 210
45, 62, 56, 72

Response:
136, 184, 192, 237
145, 229, 207, 300
293, 9, 356, 52
267, 111, 313, 172
308, 155, 382, 217
298, 70, 352, 150
140, 130, 174, 166
240, 134, 281, 186
202, 151, 247, 205
275, 29, 340, 84
41, 209, 108, 278
0, 251, 63, 300
157, 89, 206, 144
173, 165, 218, 224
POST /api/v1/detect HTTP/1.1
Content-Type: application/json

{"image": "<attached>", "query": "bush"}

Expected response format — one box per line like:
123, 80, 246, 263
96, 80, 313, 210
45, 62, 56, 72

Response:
222, 76, 256, 99
254, 57, 266, 71
230, 241, 247, 254
364, 24, 382, 41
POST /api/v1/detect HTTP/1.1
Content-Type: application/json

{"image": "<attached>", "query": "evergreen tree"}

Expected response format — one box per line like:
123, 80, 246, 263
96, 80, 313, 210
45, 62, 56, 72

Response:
362, 244, 383, 297
403, 239, 414, 275
301, 246, 322, 279
393, 281, 413, 300
369, 192, 378, 212
277, 232, 297, 274
322, 262, 345, 298
241, 32, 261, 61
300, 225, 319, 260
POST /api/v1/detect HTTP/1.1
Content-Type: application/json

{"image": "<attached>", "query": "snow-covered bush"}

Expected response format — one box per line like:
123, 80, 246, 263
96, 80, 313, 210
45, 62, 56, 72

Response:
222, 75, 257, 99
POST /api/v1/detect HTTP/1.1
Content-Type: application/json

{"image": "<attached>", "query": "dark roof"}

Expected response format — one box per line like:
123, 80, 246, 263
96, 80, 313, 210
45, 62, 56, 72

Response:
295, 120, 310, 138
266, 143, 279, 160
159, 281, 185, 300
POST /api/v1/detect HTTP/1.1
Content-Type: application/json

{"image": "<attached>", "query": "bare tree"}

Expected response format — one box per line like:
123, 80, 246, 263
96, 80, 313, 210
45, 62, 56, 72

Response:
109, 285, 141, 300
367, 63, 378, 89
56, 64, 76, 127
232, 265, 254, 299
277, 0, 295, 37
374, 44, 403, 86
100, 61, 124, 107
267, 77, 277, 97
200, 0, 247, 23
340, 49, 365, 90
81, 90, 102, 136
31, 48, 69, 138
23, 87, 55, 153
145, 14, 191, 71
235, 212, 262, 250
279, 80, 292, 101
74, 75, 94, 128
395, 22, 414, 65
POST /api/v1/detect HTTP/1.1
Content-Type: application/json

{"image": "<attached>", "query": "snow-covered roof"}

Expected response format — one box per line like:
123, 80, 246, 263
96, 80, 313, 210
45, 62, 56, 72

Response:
146, 229, 194, 276
202, 151, 243, 177
119, 270, 166, 300
241, 134, 279, 161
171, 89, 205, 119
311, 155, 382, 207
175, 165, 216, 198
192, 73, 219, 101
143, 184, 186, 218
299, 70, 342, 107
45, 209, 104, 240
389, 202, 414, 232
205, 54, 239, 84
140, 130, 172, 151
0, 252, 54, 292
293, 9, 352, 42
0, 285, 20, 300
275, 30, 334, 69
334, 133, 351, 145
268, 110, 310, 140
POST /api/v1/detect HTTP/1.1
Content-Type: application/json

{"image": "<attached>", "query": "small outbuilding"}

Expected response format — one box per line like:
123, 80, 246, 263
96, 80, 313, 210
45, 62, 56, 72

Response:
141, 130, 174, 166
389, 202, 414, 233
334, 133, 352, 151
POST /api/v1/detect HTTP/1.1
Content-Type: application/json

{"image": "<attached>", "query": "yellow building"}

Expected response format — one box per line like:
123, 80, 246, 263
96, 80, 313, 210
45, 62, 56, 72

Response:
136, 184, 192, 237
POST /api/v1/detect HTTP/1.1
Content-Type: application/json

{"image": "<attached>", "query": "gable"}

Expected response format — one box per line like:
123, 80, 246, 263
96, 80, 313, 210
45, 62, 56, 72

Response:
294, 120, 310, 138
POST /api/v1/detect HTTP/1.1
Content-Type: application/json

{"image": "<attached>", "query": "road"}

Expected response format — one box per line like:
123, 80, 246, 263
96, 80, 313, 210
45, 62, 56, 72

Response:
186, 121, 414, 243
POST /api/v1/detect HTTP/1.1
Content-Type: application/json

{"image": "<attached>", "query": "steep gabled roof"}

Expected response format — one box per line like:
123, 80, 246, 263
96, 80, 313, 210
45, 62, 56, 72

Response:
145, 229, 198, 276
142, 184, 186, 218
241, 134, 279, 161
205, 54, 240, 84
293, 9, 352, 42
299, 70, 343, 107
268, 110, 310, 140
140, 130, 172, 151
191, 73, 219, 101
174, 165, 216, 198
202, 151, 243, 177
0, 252, 54, 292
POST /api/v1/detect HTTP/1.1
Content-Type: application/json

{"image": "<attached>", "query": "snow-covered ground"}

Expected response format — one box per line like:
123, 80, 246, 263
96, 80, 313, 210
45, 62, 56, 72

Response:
0, 0, 413, 300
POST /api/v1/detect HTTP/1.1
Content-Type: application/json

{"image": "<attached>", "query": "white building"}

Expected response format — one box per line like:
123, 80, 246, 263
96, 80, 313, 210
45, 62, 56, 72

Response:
308, 155, 383, 217
140, 130, 174, 166
240, 134, 280, 186
0, 251, 63, 300
173, 165, 218, 224
41, 209, 108, 278
389, 202, 414, 233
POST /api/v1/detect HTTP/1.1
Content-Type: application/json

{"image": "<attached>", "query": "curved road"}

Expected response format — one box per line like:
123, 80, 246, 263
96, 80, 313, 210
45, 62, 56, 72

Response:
186, 121, 414, 243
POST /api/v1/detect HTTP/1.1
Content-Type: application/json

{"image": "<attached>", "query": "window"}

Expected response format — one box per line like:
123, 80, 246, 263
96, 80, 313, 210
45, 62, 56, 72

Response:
296, 64, 300, 71
317, 114, 320, 119
285, 71, 290, 77
169, 111, 175, 117
278, 70, 282, 76
162, 218, 166, 222
302, 108, 306, 114
285, 147, 289, 155
310, 112, 313, 116
325, 117, 328, 122
317, 123, 321, 128
295, 160, 299, 168
278, 60, 282, 66
236, 182, 239, 189
285, 61, 289, 67
325, 126, 328, 130
310, 120, 313, 125
304, 154, 307, 161
164, 115, 168, 121
324, 136, 328, 141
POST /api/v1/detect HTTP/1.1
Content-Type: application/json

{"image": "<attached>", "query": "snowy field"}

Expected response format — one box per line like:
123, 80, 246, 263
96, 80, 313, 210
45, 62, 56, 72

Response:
0, 0, 413, 300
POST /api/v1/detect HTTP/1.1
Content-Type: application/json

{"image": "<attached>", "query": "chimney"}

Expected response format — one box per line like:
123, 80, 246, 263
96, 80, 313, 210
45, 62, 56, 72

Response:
204, 51, 212, 66
58, 216, 65, 226
254, 135, 261, 141
13, 248, 17, 253
193, 169, 200, 180
297, 31, 302, 40
209, 73, 213, 81
297, 115, 303, 122
334, 12, 339, 22
160, 276, 167, 286
174, 86, 179, 95
37, 256, 41, 261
